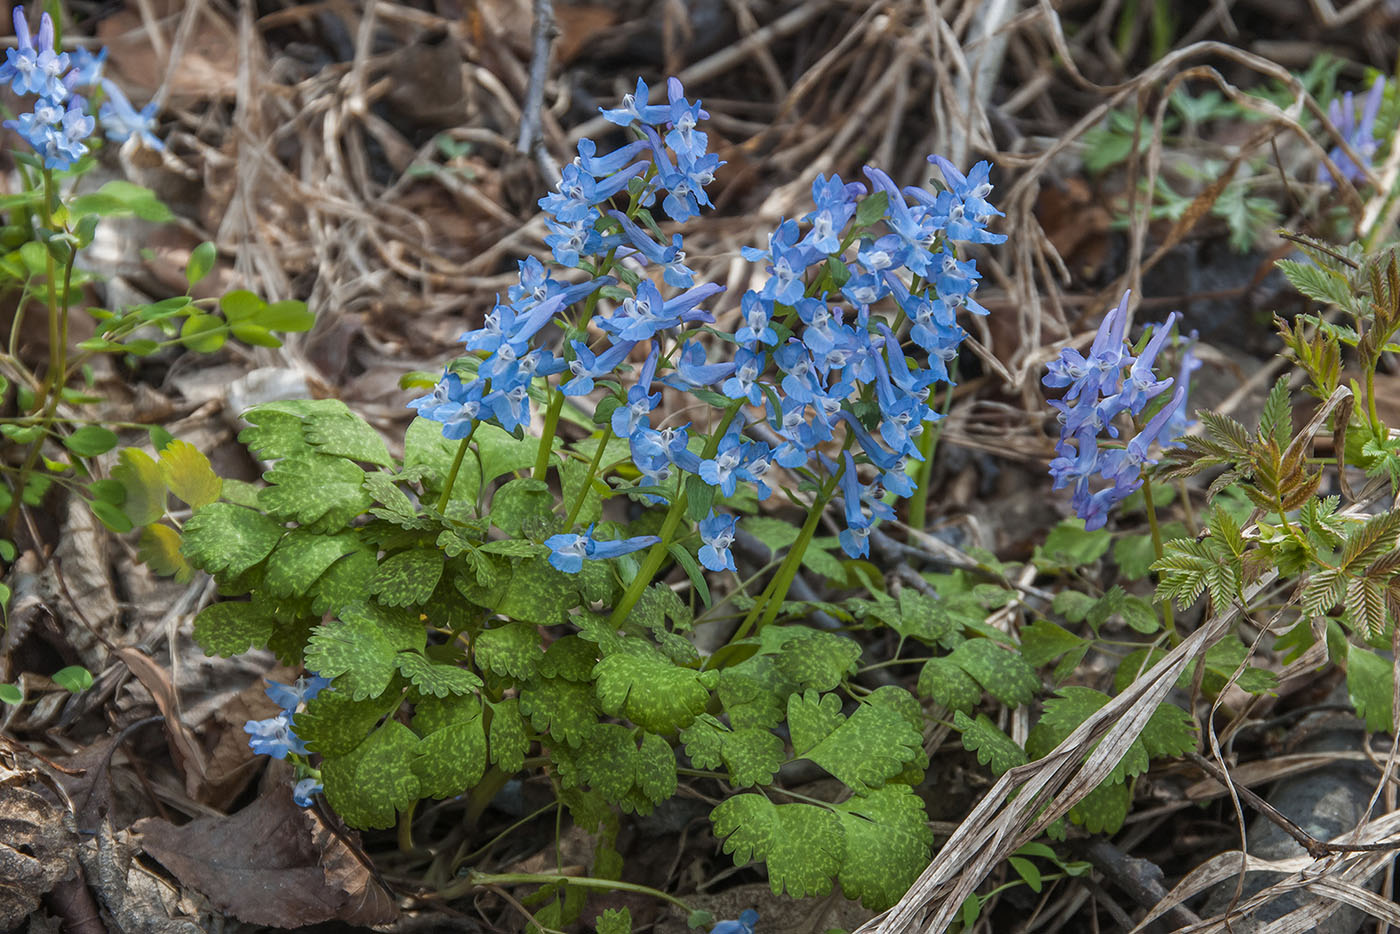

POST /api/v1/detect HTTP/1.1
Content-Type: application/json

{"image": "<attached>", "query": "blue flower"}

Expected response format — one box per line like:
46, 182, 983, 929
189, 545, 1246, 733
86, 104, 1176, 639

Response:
292, 778, 322, 808
664, 77, 709, 158
98, 79, 163, 150
697, 427, 745, 497
0, 7, 68, 99
65, 47, 105, 87
722, 347, 766, 406
698, 512, 737, 571
245, 712, 307, 759
608, 210, 695, 288
711, 910, 759, 934
661, 339, 735, 391
1317, 76, 1387, 186
545, 527, 661, 573
599, 77, 671, 126
264, 674, 331, 713
562, 338, 635, 396
735, 290, 778, 347
611, 345, 661, 437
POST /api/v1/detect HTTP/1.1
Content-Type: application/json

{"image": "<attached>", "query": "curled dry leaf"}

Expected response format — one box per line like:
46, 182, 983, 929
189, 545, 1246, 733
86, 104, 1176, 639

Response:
135, 786, 398, 928
0, 761, 79, 929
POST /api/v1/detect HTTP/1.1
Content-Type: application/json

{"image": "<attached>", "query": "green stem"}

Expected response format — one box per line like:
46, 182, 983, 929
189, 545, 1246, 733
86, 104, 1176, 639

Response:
609, 402, 744, 626
463, 766, 512, 829
563, 426, 611, 528
732, 462, 845, 642
436, 436, 473, 512
447, 871, 693, 913
1140, 480, 1178, 645
397, 801, 430, 857
533, 389, 565, 480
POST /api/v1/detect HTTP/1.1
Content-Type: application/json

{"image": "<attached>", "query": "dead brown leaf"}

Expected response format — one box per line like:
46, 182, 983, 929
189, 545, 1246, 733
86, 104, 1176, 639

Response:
0, 761, 79, 929
114, 647, 207, 799
135, 787, 398, 928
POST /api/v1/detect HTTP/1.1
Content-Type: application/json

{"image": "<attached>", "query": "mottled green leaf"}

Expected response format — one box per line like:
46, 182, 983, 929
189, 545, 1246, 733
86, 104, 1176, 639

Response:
488, 697, 529, 771
322, 720, 421, 828
298, 686, 404, 757
493, 556, 577, 626
834, 785, 934, 910
304, 409, 392, 466
773, 631, 860, 692
788, 690, 923, 793
951, 639, 1040, 707
412, 697, 486, 798
192, 601, 273, 656
372, 549, 444, 607
519, 677, 598, 746
264, 530, 358, 596
680, 714, 784, 788
954, 711, 1027, 776
916, 656, 981, 714
259, 453, 371, 531
475, 622, 542, 680
396, 651, 482, 697
181, 503, 284, 577
593, 652, 710, 733
711, 795, 843, 898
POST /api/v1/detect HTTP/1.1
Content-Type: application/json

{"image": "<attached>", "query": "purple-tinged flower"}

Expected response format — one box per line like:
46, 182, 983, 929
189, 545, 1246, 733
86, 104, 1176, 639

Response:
698, 512, 737, 572
264, 674, 331, 713
0, 7, 67, 99
1317, 75, 1387, 186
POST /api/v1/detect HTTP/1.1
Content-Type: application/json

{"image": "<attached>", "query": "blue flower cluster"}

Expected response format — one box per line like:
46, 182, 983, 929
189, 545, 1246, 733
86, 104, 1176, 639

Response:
0, 6, 162, 170
1317, 76, 1386, 186
1043, 291, 1197, 530
243, 674, 329, 807
411, 75, 1007, 575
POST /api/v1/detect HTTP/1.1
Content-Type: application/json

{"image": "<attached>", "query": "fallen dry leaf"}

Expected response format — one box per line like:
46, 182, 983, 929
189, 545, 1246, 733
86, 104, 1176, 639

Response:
115, 647, 208, 799
0, 761, 79, 929
135, 787, 398, 928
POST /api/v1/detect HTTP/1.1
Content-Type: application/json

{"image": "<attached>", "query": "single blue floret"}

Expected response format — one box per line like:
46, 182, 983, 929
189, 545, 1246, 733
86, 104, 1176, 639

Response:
544, 527, 661, 573
698, 512, 738, 572
98, 78, 163, 150
711, 909, 759, 934
292, 777, 323, 808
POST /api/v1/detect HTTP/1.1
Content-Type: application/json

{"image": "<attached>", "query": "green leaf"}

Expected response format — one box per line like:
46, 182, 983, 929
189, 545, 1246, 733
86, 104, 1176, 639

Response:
297, 686, 403, 756
158, 440, 221, 508
186, 241, 216, 285
192, 600, 274, 655
69, 180, 173, 221
264, 529, 359, 596
492, 556, 579, 626
891, 589, 957, 646
595, 908, 631, 934
475, 622, 543, 680
834, 784, 934, 910
950, 639, 1041, 707
112, 448, 167, 525
520, 677, 599, 745
667, 543, 712, 608
1277, 257, 1354, 310
559, 456, 604, 528
259, 453, 371, 531
181, 503, 284, 577
1069, 779, 1131, 834
488, 697, 529, 771
405, 417, 478, 502
1140, 701, 1197, 759
489, 477, 554, 538
681, 714, 784, 788
63, 426, 118, 457
256, 300, 315, 332
1027, 687, 1148, 784
310, 547, 377, 614
954, 711, 1028, 776
180, 314, 226, 352
411, 695, 486, 798
1346, 640, 1395, 732
538, 635, 599, 680
788, 690, 923, 793
740, 516, 800, 555
916, 656, 982, 714
304, 408, 392, 467
0, 684, 21, 705
307, 604, 425, 700
52, 665, 93, 693
239, 407, 312, 460
593, 651, 710, 733
322, 720, 421, 828
475, 423, 541, 484
372, 549, 444, 607
1019, 620, 1088, 669
711, 794, 843, 898
137, 524, 193, 581
855, 190, 890, 227
1033, 520, 1112, 572
685, 473, 714, 522
396, 651, 482, 697
772, 630, 860, 692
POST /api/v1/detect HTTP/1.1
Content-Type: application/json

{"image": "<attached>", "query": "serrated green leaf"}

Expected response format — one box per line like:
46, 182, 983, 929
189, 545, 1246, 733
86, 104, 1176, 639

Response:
259, 453, 371, 531
891, 589, 956, 645
297, 685, 404, 757
310, 547, 377, 614
264, 529, 359, 596
773, 631, 860, 692
954, 711, 1028, 776
1033, 520, 1112, 572
951, 639, 1041, 707
834, 784, 934, 910
396, 651, 482, 697
520, 677, 598, 745
491, 556, 578, 625
1069, 779, 1131, 834
1027, 687, 1148, 784
538, 635, 598, 680
489, 478, 554, 538
634, 731, 677, 804
412, 697, 486, 798
1346, 640, 1395, 732
112, 448, 167, 525
488, 697, 529, 771
595, 907, 631, 934
475, 622, 543, 680
1140, 701, 1197, 759
192, 600, 274, 656
307, 604, 424, 700
1019, 620, 1087, 668
711, 795, 843, 898
322, 720, 421, 829
681, 714, 784, 788
788, 690, 923, 793
181, 503, 284, 577
917, 656, 982, 713
371, 549, 444, 607
593, 651, 710, 733
304, 408, 392, 467
1277, 257, 1354, 310
159, 440, 221, 508
743, 516, 800, 555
